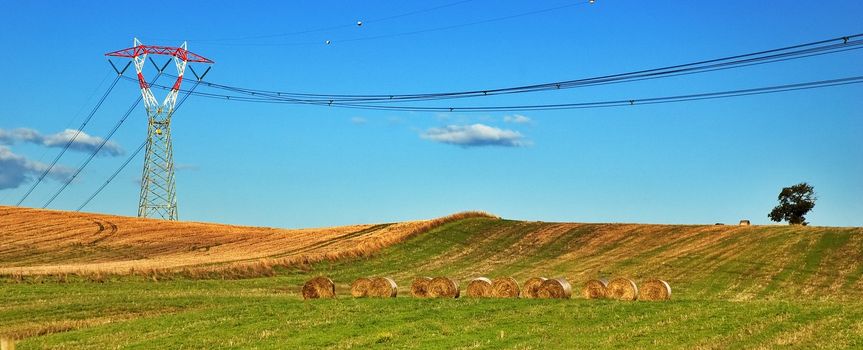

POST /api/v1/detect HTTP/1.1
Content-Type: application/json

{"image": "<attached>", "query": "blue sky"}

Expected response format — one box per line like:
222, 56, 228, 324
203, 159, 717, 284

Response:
1, 0, 861, 228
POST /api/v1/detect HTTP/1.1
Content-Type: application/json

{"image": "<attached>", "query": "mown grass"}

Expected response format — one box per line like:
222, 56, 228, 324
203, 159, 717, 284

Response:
3, 280, 862, 349
2, 217, 863, 348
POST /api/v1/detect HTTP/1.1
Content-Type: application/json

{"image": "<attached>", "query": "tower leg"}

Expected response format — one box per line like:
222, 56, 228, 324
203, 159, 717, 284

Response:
138, 119, 177, 220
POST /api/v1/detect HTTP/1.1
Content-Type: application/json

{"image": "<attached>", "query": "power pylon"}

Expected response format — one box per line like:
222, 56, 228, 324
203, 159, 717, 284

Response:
105, 39, 213, 220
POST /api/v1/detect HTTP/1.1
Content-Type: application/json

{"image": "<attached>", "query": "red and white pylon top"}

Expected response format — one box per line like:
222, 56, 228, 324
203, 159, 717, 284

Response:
105, 40, 213, 63
106, 38, 212, 121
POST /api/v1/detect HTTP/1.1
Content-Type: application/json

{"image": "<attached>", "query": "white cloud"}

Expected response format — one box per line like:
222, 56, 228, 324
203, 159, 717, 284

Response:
0, 146, 73, 190
421, 124, 529, 148
0, 128, 40, 143
350, 117, 367, 125
41, 129, 124, 156
0, 128, 124, 156
503, 114, 532, 124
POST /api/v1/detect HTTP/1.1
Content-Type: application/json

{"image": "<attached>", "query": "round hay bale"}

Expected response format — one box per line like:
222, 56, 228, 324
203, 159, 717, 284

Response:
582, 278, 609, 299
302, 276, 336, 300
607, 277, 639, 301
351, 277, 373, 298
537, 278, 572, 299
410, 277, 433, 298
428, 277, 460, 298
369, 277, 398, 298
639, 279, 671, 301
739, 219, 751, 226
466, 277, 493, 297
522, 277, 547, 298
491, 277, 521, 298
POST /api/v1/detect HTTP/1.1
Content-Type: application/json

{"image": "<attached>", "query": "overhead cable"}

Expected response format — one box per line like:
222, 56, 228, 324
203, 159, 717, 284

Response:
171, 33, 863, 104
15, 74, 122, 206
41, 72, 166, 209
76, 80, 201, 212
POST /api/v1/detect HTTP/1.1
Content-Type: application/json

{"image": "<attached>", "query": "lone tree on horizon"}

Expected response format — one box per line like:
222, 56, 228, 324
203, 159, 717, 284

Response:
769, 182, 816, 226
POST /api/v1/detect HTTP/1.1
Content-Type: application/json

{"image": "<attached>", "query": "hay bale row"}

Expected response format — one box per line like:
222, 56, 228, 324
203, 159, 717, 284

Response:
582, 277, 671, 301
306, 276, 669, 301
465, 277, 522, 298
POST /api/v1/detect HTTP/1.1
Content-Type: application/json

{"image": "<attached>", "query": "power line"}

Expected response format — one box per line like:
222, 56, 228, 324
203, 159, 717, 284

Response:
142, 75, 863, 112
41, 71, 166, 209
0, 72, 115, 205
76, 140, 145, 212
314, 75, 863, 112
15, 74, 122, 207
125, 33, 863, 113
76, 80, 201, 212
164, 33, 863, 104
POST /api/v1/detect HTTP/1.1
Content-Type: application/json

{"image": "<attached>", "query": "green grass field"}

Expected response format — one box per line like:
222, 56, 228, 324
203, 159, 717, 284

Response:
3, 217, 863, 349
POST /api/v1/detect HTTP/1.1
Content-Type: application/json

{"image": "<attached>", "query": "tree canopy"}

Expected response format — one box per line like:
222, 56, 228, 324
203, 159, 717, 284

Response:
768, 182, 816, 225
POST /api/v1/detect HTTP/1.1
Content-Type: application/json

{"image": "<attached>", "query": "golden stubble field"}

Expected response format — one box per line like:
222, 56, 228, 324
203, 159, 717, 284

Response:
0, 206, 494, 276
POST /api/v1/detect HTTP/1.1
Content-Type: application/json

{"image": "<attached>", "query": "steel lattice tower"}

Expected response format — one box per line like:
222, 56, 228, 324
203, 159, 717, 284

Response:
106, 39, 213, 220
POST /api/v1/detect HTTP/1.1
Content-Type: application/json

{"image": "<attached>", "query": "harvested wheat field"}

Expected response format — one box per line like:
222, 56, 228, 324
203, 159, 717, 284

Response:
0, 206, 494, 276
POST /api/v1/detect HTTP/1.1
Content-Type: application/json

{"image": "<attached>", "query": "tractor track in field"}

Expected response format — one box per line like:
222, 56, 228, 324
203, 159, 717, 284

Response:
87, 218, 119, 246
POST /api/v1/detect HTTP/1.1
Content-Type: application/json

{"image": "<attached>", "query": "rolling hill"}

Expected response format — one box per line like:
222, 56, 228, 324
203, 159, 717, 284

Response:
0, 206, 493, 275
3, 206, 861, 301
2, 206, 863, 348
